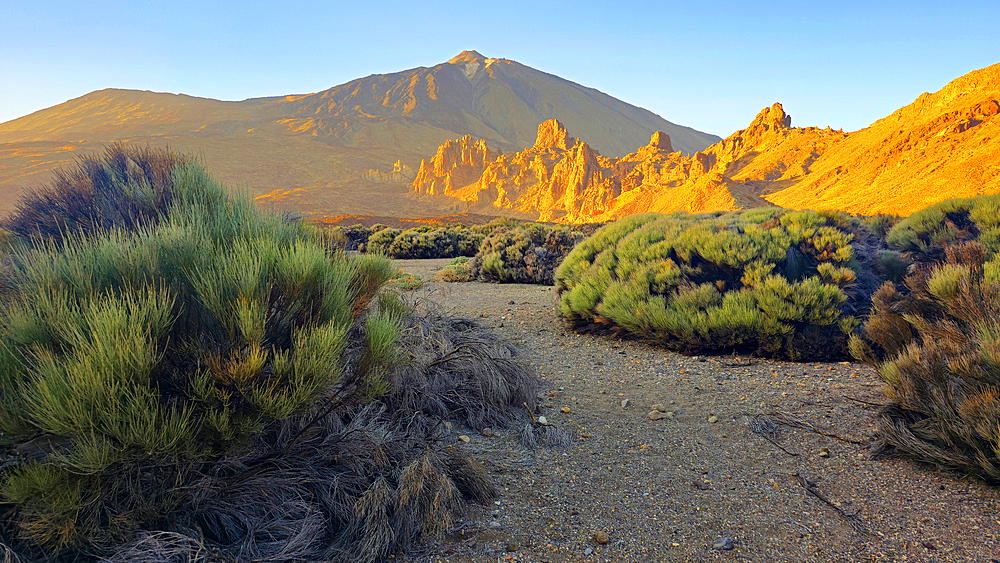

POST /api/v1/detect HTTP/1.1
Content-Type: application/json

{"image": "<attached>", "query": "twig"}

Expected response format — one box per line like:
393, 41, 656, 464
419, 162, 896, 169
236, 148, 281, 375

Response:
769, 412, 868, 445
793, 472, 870, 535
523, 402, 537, 424
762, 434, 799, 456
843, 395, 885, 408
720, 355, 757, 367
746, 414, 798, 456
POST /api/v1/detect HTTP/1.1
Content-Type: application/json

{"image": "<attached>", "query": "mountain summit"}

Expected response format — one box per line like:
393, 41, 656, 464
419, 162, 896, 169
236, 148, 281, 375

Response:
0, 51, 720, 217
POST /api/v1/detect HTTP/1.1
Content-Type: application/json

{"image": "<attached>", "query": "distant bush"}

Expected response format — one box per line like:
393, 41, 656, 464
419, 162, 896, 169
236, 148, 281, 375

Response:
851, 242, 1000, 482
475, 223, 583, 285
435, 256, 476, 282
334, 224, 484, 259
0, 149, 540, 562
555, 210, 883, 360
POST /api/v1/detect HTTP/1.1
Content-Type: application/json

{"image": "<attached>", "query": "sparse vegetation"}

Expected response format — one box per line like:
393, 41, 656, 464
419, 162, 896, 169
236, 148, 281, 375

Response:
851, 242, 1000, 482
0, 148, 541, 562
331, 218, 588, 286
555, 210, 885, 360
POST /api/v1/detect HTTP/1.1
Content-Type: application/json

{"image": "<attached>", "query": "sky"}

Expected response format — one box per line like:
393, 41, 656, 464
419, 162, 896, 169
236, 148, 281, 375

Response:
1, 0, 998, 137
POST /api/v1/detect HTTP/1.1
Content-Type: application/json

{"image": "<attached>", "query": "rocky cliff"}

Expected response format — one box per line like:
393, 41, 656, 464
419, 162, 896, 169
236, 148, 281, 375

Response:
413, 61, 1000, 222
765, 62, 1000, 215
412, 108, 813, 222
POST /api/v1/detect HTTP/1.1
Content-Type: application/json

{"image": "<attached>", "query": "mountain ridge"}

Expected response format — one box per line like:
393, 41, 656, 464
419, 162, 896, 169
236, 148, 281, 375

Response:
410, 61, 1000, 222
0, 51, 720, 217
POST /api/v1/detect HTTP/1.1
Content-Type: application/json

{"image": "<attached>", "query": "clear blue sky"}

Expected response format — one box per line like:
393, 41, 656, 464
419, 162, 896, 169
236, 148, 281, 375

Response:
1, 1, 997, 137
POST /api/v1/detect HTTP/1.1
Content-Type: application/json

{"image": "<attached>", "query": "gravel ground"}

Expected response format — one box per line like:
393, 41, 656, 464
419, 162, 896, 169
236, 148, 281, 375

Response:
394, 259, 1000, 563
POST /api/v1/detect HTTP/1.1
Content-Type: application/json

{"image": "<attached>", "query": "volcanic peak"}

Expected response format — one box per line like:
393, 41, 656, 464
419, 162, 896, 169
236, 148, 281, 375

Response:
448, 50, 487, 65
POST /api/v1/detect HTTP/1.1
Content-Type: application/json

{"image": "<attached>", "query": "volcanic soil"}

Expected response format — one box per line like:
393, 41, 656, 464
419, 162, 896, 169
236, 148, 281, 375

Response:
394, 259, 1000, 563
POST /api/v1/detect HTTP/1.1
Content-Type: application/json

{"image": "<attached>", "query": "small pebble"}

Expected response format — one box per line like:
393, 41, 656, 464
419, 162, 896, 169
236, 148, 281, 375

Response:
594, 530, 610, 544
583, 547, 594, 556
458, 435, 470, 442
651, 403, 667, 412
506, 540, 519, 552
560, 406, 571, 413
713, 537, 734, 550
558, 386, 565, 391
648, 410, 667, 421
818, 447, 831, 458
620, 398, 631, 408
672, 542, 680, 547
482, 427, 493, 437
537, 416, 548, 425
708, 415, 719, 423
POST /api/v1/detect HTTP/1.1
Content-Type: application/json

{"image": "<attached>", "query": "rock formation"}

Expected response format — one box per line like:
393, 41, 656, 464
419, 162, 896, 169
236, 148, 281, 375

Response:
412, 61, 1000, 221
412, 111, 806, 222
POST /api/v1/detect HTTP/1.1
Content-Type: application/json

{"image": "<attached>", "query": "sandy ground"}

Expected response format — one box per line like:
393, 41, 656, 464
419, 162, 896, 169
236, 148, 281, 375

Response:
393, 259, 1000, 563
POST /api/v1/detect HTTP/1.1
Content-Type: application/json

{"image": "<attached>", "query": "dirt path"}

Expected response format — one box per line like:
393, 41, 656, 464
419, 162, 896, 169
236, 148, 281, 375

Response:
395, 259, 1000, 563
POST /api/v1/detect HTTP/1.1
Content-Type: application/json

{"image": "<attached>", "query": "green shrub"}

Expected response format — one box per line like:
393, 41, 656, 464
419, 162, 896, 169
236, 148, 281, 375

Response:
474, 223, 583, 285
886, 194, 1000, 256
352, 224, 484, 259
0, 157, 400, 551
435, 256, 476, 282
2, 144, 186, 245
851, 242, 1000, 481
555, 210, 873, 360
0, 149, 541, 562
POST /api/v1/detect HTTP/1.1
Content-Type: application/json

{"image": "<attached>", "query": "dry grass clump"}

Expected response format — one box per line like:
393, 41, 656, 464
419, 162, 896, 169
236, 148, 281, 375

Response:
851, 241, 1000, 481
0, 148, 541, 563
555, 210, 883, 360
382, 305, 540, 433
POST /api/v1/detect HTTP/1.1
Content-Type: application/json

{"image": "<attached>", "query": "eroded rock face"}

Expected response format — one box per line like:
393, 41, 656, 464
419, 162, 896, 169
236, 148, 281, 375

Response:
411, 118, 778, 222
412, 61, 1000, 222
412, 135, 493, 196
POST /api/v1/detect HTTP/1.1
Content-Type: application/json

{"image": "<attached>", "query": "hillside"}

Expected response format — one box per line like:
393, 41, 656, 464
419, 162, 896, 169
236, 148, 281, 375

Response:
765, 62, 1000, 215
0, 50, 719, 217
412, 62, 1000, 222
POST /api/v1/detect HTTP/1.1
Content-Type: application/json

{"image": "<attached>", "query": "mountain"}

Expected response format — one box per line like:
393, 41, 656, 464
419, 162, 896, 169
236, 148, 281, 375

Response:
0, 50, 720, 217
412, 62, 1000, 222
765, 63, 1000, 215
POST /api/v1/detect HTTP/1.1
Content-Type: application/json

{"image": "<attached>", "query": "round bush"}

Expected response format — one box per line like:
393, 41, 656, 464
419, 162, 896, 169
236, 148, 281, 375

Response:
555, 210, 872, 360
